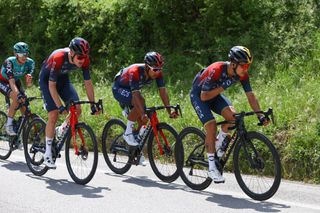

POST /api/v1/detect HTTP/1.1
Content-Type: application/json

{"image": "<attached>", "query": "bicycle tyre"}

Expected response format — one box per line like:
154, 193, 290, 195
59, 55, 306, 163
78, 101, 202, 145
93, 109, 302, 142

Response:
0, 111, 11, 160
233, 131, 281, 201
65, 122, 98, 185
23, 117, 48, 176
101, 118, 131, 174
178, 127, 212, 190
147, 122, 180, 183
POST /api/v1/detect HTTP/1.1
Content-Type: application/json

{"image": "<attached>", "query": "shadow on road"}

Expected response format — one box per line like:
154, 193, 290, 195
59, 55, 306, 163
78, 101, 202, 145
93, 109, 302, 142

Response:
1, 160, 32, 173
106, 172, 290, 212
206, 194, 290, 212
26, 174, 111, 198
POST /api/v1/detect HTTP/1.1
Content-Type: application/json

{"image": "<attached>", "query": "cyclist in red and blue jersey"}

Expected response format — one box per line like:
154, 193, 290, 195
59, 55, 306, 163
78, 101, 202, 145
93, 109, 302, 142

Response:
190, 46, 270, 183
39, 37, 101, 168
112, 52, 178, 157
0, 42, 34, 136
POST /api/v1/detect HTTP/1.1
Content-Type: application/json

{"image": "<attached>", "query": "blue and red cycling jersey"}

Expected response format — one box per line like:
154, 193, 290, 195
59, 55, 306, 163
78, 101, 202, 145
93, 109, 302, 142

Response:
114, 64, 165, 91
192, 61, 252, 94
40, 48, 91, 82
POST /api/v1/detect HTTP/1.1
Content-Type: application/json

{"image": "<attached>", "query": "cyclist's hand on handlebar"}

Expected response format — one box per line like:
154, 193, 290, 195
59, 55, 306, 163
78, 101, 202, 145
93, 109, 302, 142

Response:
91, 104, 102, 115
17, 93, 26, 103
258, 115, 270, 126
169, 111, 178, 119
58, 105, 68, 115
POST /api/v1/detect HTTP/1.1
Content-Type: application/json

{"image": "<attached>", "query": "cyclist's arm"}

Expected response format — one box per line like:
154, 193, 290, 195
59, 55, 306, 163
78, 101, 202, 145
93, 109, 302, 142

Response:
200, 87, 224, 101
159, 87, 171, 114
84, 79, 95, 102
8, 78, 19, 95
245, 91, 262, 115
132, 90, 145, 117
48, 80, 63, 108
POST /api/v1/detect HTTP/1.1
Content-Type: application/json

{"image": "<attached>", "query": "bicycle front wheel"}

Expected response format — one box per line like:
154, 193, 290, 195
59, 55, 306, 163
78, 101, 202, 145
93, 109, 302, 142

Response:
65, 122, 98, 185
23, 117, 48, 176
233, 131, 281, 201
0, 111, 11, 160
178, 127, 212, 190
147, 122, 180, 183
101, 119, 131, 174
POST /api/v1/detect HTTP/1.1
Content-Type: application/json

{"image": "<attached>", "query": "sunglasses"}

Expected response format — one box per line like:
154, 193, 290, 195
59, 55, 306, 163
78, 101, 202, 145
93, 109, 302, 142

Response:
75, 55, 86, 60
147, 64, 162, 72
16, 53, 28, 57
239, 63, 250, 70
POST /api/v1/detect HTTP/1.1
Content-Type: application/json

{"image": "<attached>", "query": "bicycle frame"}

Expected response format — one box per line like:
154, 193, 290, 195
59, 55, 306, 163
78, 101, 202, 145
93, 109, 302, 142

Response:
127, 104, 181, 164
54, 100, 103, 156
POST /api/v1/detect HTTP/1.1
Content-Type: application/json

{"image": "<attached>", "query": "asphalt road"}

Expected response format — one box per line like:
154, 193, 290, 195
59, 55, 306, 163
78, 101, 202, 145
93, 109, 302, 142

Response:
0, 150, 319, 213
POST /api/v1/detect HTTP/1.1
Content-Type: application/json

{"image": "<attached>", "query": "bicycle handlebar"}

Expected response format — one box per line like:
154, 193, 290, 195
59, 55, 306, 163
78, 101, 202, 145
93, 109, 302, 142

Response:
145, 104, 182, 117
234, 108, 274, 125
68, 99, 104, 114
15, 96, 43, 111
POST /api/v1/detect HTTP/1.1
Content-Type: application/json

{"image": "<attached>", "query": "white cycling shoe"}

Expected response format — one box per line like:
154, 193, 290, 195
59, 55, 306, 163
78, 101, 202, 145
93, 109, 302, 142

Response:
208, 169, 225, 183
43, 154, 57, 169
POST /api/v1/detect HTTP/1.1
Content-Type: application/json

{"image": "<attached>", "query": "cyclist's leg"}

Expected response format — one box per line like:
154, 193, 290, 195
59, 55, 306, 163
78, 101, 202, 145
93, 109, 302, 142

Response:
39, 78, 59, 168
210, 94, 234, 153
0, 80, 17, 135
112, 83, 139, 146
58, 78, 80, 118
190, 91, 225, 182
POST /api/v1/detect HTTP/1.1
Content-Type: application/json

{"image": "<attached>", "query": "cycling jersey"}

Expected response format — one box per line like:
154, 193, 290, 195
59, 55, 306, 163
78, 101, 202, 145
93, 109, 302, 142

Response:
190, 62, 252, 125
39, 48, 90, 112
0, 56, 34, 82
113, 64, 165, 108
192, 61, 252, 94
114, 64, 165, 91
40, 48, 91, 82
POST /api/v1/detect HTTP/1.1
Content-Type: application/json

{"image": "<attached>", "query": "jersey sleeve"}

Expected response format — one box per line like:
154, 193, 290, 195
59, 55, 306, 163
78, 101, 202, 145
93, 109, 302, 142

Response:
48, 56, 63, 82
201, 70, 220, 91
240, 74, 252, 92
28, 59, 35, 75
155, 72, 165, 88
3, 60, 14, 80
82, 57, 91, 80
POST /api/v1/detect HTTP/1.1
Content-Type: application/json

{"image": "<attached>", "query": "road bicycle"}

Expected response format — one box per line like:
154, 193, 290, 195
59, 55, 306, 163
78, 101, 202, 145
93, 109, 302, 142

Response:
102, 104, 181, 183
0, 96, 42, 160
176, 108, 281, 201
23, 100, 103, 185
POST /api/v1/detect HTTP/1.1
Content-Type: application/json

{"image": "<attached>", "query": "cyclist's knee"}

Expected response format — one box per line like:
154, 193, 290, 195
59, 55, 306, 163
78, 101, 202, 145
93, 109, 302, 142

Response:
221, 106, 236, 121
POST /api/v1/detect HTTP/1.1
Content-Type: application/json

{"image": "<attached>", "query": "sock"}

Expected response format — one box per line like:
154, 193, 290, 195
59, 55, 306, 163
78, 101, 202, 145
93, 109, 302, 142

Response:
125, 120, 135, 135
208, 153, 216, 171
7, 117, 13, 126
45, 137, 53, 157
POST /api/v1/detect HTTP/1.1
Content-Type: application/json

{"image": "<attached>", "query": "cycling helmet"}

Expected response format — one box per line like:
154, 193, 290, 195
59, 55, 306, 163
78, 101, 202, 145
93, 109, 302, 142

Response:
228, 46, 253, 64
144, 51, 164, 68
69, 37, 90, 56
13, 42, 30, 54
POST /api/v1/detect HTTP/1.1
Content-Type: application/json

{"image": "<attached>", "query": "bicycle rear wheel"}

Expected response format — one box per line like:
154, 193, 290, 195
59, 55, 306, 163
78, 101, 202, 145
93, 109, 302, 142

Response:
23, 117, 48, 176
233, 131, 281, 201
178, 127, 212, 190
147, 122, 180, 183
0, 111, 11, 160
65, 122, 98, 185
101, 119, 131, 174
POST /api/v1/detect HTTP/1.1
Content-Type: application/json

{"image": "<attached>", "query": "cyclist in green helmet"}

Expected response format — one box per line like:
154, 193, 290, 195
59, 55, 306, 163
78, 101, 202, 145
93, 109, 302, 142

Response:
0, 42, 35, 136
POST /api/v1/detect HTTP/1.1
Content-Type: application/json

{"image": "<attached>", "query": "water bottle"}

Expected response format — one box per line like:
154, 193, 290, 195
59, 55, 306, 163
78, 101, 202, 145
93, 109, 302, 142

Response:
137, 125, 147, 142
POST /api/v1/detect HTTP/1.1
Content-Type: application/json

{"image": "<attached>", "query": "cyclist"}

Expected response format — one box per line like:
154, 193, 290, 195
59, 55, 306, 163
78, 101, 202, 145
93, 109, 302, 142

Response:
190, 46, 269, 183
112, 51, 178, 164
0, 42, 34, 136
39, 37, 101, 169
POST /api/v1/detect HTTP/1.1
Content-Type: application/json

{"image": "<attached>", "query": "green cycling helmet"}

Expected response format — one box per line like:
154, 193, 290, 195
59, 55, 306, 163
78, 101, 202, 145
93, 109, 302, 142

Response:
13, 42, 30, 54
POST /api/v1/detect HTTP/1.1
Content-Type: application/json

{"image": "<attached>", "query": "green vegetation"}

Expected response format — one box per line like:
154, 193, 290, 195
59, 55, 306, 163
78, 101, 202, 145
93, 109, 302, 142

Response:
0, 0, 319, 183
